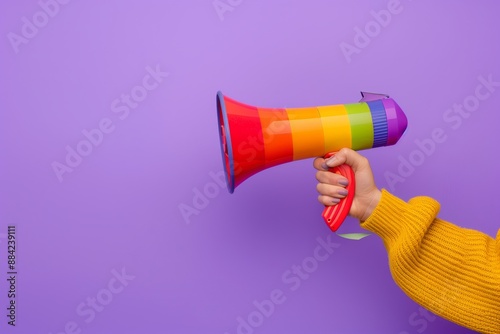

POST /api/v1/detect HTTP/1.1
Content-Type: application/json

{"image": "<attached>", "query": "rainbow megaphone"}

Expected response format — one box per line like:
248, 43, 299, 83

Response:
216, 91, 407, 231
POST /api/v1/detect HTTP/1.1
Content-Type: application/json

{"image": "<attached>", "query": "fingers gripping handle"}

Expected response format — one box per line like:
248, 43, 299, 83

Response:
321, 155, 356, 232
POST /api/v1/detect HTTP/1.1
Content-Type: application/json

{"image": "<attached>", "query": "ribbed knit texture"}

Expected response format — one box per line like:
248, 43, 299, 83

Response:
361, 190, 500, 333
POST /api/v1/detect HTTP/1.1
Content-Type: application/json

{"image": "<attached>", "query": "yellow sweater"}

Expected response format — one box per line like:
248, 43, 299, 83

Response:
361, 190, 500, 333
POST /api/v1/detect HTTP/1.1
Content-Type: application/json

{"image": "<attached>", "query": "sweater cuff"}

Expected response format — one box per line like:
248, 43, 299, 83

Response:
360, 189, 428, 245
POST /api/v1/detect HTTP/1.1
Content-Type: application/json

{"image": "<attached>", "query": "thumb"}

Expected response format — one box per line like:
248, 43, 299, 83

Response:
325, 148, 367, 171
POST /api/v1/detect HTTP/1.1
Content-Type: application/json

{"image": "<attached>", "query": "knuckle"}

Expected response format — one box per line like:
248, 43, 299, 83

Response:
326, 172, 339, 184
339, 147, 349, 156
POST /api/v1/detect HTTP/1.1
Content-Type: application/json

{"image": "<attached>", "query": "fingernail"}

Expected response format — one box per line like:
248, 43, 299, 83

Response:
325, 156, 336, 167
332, 198, 340, 204
338, 179, 349, 186
321, 162, 328, 170
338, 189, 348, 196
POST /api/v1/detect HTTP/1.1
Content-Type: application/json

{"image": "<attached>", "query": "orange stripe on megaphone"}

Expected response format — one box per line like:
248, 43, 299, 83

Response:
317, 104, 352, 152
257, 108, 293, 168
286, 107, 325, 160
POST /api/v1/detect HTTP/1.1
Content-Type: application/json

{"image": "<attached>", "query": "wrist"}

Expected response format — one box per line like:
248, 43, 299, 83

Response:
360, 189, 382, 222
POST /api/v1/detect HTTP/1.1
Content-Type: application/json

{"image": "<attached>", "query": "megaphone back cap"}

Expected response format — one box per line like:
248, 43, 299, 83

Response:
383, 98, 408, 145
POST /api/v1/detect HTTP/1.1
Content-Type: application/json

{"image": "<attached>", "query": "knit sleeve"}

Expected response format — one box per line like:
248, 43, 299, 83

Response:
361, 189, 500, 333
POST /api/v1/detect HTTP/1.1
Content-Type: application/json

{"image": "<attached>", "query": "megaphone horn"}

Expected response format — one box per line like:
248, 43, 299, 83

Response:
216, 91, 408, 232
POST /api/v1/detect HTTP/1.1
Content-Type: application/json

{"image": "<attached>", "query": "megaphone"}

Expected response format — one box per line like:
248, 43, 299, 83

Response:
216, 91, 407, 231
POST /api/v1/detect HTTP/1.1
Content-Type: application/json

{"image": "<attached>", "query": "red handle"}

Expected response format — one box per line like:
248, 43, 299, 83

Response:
321, 153, 356, 232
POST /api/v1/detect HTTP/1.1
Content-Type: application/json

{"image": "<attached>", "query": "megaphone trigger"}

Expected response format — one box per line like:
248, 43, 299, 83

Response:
321, 158, 356, 232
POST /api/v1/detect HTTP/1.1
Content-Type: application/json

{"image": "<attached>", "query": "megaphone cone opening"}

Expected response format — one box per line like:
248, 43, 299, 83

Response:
216, 91, 235, 193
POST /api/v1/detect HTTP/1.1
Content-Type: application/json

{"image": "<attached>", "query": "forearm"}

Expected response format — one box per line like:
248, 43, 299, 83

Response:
361, 190, 500, 333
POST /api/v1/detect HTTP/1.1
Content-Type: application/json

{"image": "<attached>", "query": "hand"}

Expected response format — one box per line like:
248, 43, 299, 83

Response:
313, 148, 381, 221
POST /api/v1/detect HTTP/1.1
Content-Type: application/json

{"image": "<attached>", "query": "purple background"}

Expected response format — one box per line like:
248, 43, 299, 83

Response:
1, 1, 499, 333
